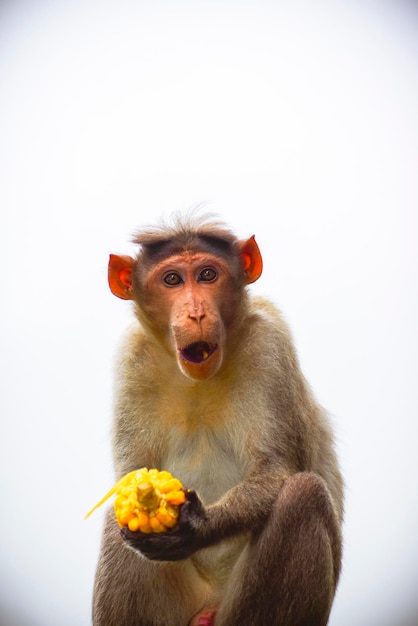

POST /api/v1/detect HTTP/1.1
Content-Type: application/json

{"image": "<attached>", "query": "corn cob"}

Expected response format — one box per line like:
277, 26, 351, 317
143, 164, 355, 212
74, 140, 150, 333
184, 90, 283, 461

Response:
85, 467, 187, 533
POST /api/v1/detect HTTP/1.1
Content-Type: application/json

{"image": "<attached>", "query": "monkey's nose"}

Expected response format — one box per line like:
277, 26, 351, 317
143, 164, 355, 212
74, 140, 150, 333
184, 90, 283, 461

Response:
188, 301, 205, 322
188, 306, 205, 321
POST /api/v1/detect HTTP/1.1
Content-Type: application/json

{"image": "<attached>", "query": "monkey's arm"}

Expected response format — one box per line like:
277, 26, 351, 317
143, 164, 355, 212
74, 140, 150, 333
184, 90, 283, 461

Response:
121, 461, 291, 561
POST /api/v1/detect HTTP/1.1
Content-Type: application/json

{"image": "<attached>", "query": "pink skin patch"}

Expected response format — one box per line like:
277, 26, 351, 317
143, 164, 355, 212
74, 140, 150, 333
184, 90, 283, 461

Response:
189, 608, 218, 626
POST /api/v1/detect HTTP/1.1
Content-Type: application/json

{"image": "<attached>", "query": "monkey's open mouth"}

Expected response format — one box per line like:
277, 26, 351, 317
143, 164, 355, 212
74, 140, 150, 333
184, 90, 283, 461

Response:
180, 341, 218, 364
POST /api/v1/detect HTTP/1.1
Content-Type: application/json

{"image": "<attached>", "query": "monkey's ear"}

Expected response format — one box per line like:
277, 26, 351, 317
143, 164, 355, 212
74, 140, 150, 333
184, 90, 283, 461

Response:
108, 254, 135, 300
239, 235, 263, 284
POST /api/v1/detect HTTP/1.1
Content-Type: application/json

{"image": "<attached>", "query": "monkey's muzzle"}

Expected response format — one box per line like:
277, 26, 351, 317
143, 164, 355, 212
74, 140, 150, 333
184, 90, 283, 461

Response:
180, 341, 218, 364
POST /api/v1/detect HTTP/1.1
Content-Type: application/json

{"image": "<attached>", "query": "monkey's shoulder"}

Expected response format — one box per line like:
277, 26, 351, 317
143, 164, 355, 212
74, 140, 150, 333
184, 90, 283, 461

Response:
247, 295, 291, 333
115, 322, 165, 370
244, 296, 299, 364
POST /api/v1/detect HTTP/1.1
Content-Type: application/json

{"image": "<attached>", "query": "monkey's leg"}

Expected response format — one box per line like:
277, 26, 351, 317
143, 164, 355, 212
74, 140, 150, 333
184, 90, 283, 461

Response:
216, 472, 342, 626
93, 508, 210, 626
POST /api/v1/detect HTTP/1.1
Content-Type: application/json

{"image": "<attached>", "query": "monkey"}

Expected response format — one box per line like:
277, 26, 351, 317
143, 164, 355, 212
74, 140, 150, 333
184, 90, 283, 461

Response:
92, 213, 343, 626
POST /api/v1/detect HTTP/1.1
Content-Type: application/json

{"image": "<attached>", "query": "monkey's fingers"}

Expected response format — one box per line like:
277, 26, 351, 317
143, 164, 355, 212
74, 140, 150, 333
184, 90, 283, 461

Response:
178, 489, 207, 531
120, 526, 198, 561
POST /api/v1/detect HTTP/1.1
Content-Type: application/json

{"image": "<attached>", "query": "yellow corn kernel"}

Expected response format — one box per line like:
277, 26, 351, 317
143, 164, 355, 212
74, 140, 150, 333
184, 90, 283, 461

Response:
127, 517, 141, 532
149, 515, 166, 533
165, 490, 187, 505
158, 478, 183, 493
118, 510, 135, 527
136, 510, 151, 526
85, 467, 187, 533
154, 470, 172, 483
155, 506, 178, 529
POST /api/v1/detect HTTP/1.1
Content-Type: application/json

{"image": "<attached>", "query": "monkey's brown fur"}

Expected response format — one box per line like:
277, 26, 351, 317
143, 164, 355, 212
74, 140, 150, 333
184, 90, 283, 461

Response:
93, 214, 343, 626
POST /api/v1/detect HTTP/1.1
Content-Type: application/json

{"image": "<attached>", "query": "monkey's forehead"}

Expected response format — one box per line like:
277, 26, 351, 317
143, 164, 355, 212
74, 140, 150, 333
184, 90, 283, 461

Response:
144, 251, 233, 275
136, 235, 242, 272
153, 250, 221, 265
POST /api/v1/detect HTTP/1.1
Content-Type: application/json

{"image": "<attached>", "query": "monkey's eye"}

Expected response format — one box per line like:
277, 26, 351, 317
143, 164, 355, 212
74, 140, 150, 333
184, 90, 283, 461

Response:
198, 268, 217, 282
163, 272, 183, 286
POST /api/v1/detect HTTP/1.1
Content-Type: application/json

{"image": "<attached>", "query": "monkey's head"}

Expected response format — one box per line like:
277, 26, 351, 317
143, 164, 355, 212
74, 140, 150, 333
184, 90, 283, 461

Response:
108, 217, 263, 381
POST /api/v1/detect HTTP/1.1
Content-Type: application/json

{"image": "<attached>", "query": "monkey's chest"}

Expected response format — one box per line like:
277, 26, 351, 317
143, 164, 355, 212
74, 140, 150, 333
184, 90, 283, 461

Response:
161, 424, 247, 506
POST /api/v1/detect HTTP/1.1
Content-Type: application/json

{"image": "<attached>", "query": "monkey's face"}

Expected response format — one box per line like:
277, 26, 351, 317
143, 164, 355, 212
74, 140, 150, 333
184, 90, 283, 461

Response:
140, 252, 241, 381
108, 230, 262, 381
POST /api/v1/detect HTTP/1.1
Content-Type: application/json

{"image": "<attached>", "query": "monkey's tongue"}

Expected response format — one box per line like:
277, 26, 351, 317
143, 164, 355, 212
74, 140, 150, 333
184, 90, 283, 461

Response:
180, 341, 217, 364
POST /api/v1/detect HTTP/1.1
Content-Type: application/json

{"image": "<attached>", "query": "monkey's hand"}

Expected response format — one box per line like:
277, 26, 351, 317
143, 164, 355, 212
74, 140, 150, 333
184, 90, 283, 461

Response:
120, 490, 207, 561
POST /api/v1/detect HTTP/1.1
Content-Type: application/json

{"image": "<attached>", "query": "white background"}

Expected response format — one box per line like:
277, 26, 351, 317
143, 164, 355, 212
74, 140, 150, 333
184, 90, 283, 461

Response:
1, 1, 417, 624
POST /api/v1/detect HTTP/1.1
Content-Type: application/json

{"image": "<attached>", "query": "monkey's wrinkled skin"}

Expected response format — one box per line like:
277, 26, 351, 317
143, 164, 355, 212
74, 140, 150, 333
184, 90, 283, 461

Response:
85, 467, 186, 533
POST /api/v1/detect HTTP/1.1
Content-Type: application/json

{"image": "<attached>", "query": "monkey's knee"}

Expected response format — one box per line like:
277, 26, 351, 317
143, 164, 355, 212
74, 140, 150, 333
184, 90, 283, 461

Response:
277, 472, 342, 583
279, 472, 336, 519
